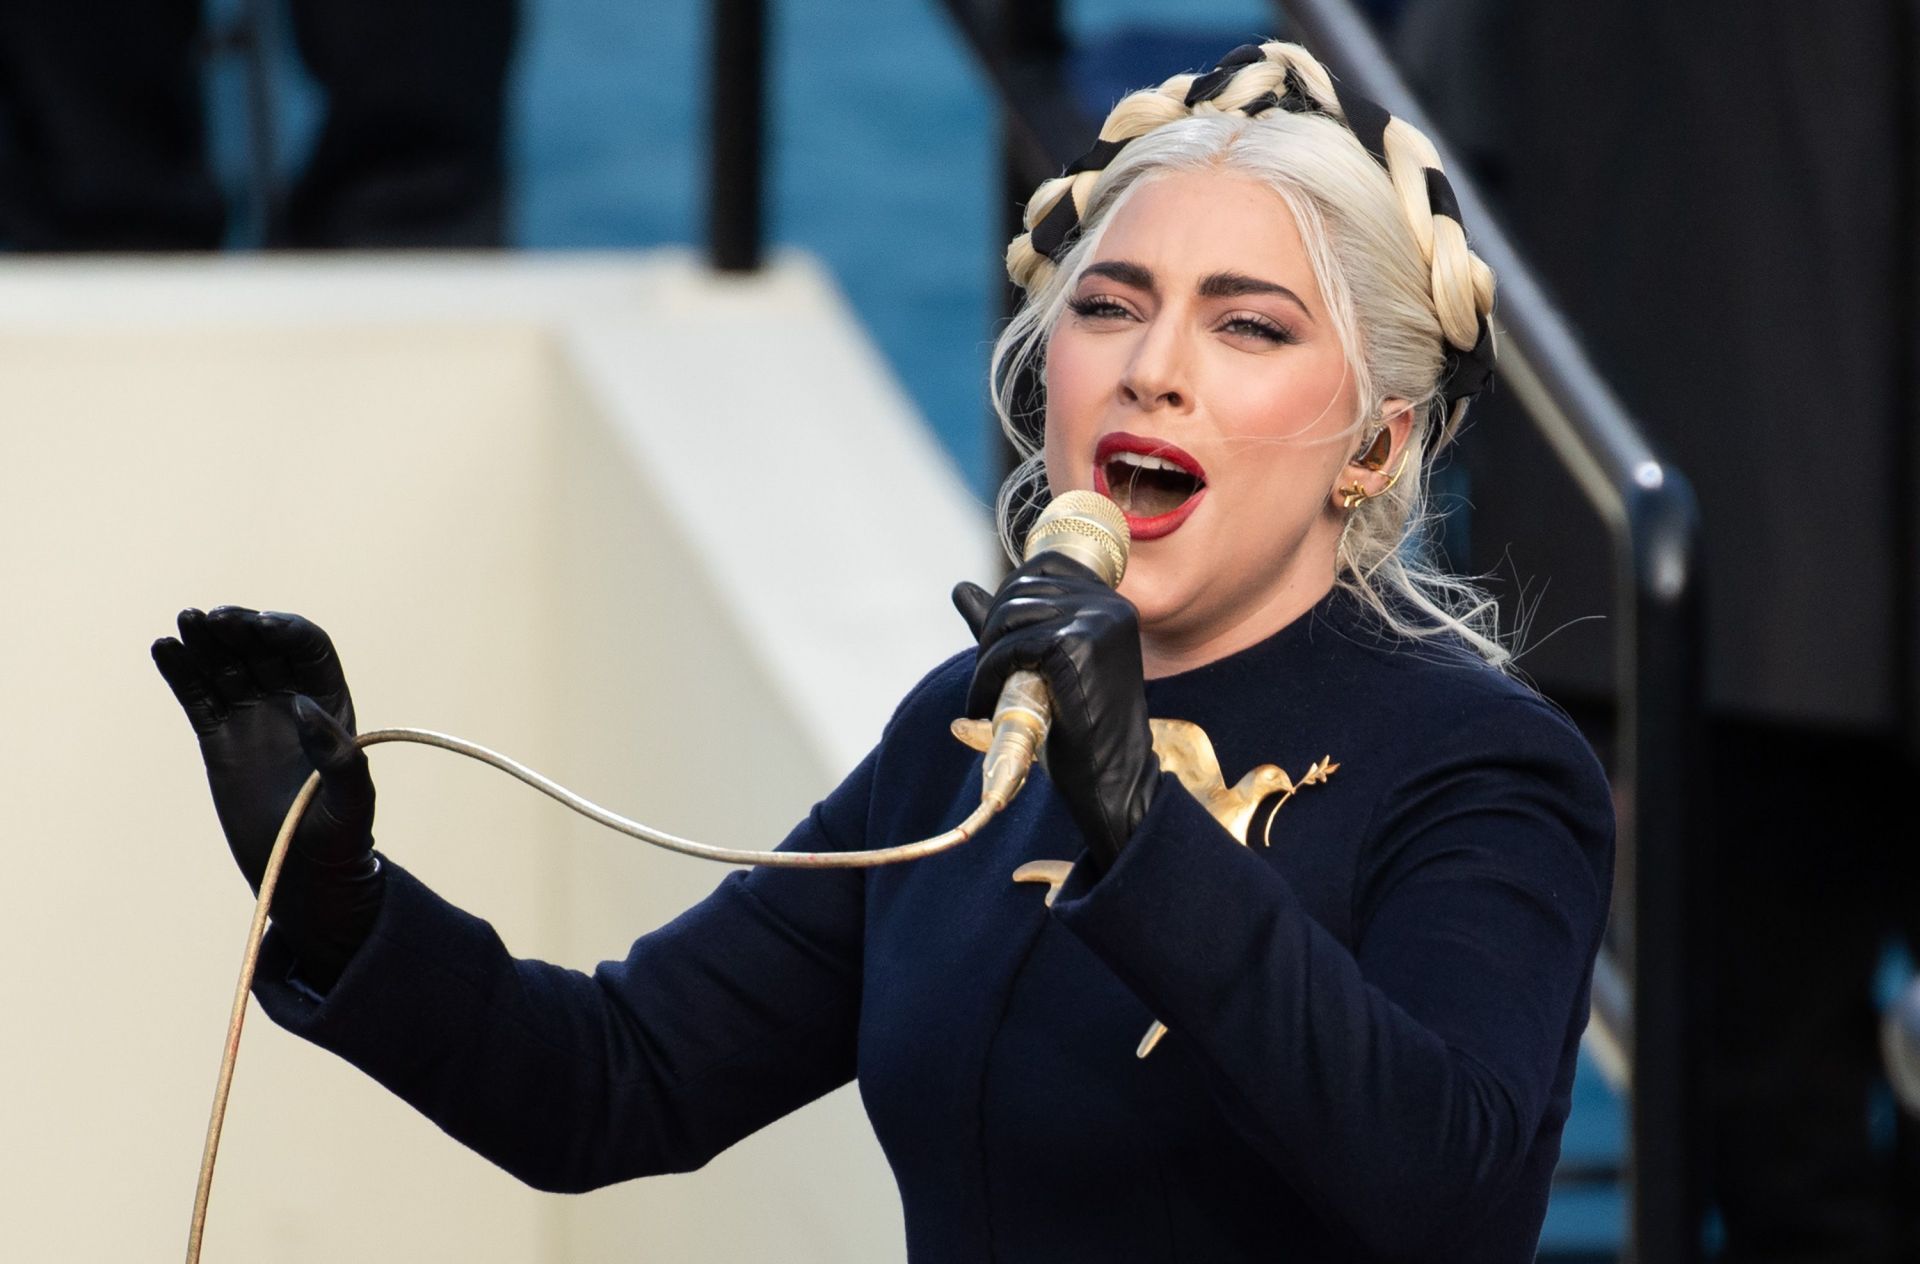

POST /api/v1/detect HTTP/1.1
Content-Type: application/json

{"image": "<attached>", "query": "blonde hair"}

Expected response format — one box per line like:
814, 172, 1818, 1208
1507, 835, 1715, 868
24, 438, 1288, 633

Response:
991, 40, 1507, 666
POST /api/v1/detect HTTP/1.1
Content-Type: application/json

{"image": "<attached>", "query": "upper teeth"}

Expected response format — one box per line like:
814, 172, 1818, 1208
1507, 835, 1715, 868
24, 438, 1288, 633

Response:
1109, 452, 1189, 475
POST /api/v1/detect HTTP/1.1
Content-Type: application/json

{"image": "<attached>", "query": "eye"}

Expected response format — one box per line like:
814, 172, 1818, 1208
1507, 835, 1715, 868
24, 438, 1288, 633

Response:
1221, 313, 1300, 345
1066, 295, 1135, 322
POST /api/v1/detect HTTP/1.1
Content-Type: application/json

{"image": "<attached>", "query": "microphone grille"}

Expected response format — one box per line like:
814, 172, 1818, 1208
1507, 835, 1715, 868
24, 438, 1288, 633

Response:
1022, 490, 1130, 587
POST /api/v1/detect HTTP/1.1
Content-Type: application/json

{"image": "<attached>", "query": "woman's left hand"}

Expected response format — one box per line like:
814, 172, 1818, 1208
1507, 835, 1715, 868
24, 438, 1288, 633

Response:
953, 553, 1158, 872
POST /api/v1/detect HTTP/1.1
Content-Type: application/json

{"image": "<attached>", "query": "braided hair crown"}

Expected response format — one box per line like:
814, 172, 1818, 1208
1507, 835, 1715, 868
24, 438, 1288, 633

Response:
1005, 40, 1495, 439
990, 41, 1511, 667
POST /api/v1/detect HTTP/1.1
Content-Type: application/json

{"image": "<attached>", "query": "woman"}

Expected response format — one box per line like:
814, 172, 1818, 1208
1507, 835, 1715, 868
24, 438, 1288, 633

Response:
153, 42, 1611, 1262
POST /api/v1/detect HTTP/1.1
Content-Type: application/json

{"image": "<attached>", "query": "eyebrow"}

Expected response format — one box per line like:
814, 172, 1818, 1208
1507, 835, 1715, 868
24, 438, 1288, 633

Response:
1081, 259, 1316, 322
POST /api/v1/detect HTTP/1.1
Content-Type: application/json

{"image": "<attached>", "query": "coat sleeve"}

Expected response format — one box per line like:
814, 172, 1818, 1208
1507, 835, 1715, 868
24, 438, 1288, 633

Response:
1047, 695, 1614, 1258
249, 743, 879, 1193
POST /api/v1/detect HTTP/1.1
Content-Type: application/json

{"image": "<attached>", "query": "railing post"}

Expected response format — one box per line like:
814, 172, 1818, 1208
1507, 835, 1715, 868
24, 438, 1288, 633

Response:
708, 0, 766, 272
994, 0, 1061, 480
1620, 490, 1708, 1263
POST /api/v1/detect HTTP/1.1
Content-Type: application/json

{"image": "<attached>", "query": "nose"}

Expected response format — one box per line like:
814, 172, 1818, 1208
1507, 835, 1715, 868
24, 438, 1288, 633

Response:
1118, 315, 1191, 412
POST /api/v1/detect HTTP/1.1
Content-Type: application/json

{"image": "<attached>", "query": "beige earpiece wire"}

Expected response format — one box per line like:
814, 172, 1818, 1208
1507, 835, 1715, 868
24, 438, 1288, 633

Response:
186, 724, 1004, 1264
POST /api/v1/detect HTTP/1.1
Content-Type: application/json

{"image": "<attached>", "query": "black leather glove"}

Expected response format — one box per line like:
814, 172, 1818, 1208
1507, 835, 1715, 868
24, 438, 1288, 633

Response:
953, 553, 1159, 873
152, 606, 382, 991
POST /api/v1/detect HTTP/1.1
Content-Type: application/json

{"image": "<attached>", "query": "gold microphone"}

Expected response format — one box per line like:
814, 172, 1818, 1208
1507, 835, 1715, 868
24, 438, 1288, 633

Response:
977, 490, 1131, 811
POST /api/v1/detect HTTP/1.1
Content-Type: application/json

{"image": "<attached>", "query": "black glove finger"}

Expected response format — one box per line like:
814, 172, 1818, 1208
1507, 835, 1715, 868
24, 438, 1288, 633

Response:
205, 605, 296, 694
994, 550, 1108, 599
257, 612, 355, 728
951, 581, 993, 642
962, 561, 1121, 712
293, 694, 375, 852
977, 587, 1079, 650
972, 606, 1142, 741
964, 621, 1063, 719
1019, 550, 1107, 586
990, 557, 1113, 618
176, 608, 255, 707
151, 636, 228, 734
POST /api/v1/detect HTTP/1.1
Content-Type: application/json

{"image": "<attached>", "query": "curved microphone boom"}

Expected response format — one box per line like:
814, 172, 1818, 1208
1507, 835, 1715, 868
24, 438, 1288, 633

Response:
977, 491, 1131, 812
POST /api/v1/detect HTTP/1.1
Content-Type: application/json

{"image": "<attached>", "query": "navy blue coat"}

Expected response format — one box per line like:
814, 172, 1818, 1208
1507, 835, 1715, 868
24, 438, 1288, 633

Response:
255, 590, 1614, 1261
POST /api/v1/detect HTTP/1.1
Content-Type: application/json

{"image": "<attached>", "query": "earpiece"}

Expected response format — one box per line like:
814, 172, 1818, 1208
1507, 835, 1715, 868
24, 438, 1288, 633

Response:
1353, 426, 1392, 470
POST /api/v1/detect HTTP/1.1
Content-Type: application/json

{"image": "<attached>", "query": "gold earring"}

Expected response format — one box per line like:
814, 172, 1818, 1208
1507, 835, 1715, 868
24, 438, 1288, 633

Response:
1340, 452, 1411, 511
1379, 451, 1409, 493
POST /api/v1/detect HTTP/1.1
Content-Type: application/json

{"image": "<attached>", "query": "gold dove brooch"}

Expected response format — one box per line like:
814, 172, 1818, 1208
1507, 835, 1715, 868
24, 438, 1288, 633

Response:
950, 715, 1337, 1058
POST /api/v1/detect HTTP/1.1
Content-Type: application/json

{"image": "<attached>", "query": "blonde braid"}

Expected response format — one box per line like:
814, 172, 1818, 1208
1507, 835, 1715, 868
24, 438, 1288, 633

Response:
1374, 116, 1496, 439
1005, 40, 1495, 437
1004, 75, 1198, 292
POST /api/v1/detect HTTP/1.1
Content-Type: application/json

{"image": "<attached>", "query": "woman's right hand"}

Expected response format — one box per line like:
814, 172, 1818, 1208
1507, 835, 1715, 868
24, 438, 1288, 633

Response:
152, 606, 383, 990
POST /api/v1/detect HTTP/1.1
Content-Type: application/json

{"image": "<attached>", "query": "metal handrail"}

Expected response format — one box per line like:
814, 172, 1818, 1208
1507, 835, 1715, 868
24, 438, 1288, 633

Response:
934, 2, 1707, 1260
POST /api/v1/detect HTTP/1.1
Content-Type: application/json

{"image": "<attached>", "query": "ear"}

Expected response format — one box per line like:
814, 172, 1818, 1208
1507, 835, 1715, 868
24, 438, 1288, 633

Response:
1329, 399, 1417, 510
1375, 399, 1416, 469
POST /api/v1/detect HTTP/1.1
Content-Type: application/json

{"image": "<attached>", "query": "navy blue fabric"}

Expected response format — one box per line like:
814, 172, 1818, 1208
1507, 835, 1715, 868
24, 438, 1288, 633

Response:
254, 589, 1613, 1261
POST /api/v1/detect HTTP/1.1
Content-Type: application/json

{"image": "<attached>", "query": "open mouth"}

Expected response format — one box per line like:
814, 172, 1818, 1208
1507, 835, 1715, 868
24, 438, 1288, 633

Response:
1093, 433, 1208, 536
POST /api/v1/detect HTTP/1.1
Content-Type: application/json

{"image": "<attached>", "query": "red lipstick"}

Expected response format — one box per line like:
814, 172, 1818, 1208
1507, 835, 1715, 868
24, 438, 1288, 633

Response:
1092, 432, 1209, 540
